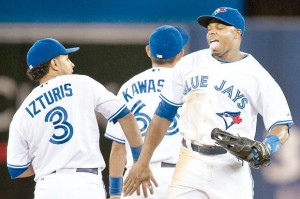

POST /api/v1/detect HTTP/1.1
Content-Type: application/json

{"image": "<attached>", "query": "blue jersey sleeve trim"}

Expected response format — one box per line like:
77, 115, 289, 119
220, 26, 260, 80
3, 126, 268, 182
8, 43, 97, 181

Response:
104, 133, 126, 144
108, 105, 130, 124
159, 94, 182, 107
268, 120, 294, 132
155, 100, 179, 122
7, 162, 31, 179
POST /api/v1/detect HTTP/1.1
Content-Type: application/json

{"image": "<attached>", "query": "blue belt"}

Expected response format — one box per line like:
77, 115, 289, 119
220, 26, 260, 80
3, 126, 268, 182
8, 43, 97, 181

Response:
161, 162, 176, 168
52, 168, 98, 175
76, 168, 98, 175
182, 138, 227, 155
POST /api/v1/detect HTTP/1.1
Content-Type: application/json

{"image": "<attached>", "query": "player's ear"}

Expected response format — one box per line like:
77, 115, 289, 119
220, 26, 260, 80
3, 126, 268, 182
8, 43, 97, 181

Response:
50, 58, 59, 71
235, 29, 242, 39
145, 45, 151, 58
176, 49, 184, 61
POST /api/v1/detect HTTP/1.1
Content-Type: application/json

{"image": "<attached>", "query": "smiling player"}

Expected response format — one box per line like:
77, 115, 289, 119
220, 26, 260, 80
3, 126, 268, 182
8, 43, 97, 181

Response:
123, 7, 293, 199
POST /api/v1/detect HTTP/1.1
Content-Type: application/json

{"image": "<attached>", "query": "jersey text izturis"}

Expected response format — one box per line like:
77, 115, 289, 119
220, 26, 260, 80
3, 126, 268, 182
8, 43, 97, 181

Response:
25, 83, 73, 118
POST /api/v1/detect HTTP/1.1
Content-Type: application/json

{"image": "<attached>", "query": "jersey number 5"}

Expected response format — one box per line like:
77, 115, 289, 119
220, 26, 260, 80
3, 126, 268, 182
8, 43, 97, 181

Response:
45, 106, 73, 144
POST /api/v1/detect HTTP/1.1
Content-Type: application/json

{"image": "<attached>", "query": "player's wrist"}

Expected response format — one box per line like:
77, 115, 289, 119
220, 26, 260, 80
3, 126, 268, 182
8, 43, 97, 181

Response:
130, 144, 143, 161
109, 176, 123, 196
262, 135, 281, 155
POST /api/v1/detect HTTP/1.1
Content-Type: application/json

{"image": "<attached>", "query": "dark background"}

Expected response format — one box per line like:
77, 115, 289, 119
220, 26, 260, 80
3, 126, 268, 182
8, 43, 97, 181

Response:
247, 1, 300, 16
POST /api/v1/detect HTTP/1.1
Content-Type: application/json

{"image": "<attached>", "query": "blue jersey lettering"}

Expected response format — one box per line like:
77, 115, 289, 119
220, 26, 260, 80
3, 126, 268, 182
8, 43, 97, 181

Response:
184, 75, 208, 95
25, 83, 73, 118
214, 80, 248, 109
122, 79, 165, 103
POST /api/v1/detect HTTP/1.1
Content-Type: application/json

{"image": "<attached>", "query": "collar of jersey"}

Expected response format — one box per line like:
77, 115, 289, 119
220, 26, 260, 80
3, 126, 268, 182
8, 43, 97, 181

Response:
217, 53, 248, 64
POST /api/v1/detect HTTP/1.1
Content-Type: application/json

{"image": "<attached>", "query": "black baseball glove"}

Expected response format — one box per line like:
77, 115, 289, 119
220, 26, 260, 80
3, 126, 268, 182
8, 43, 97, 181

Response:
211, 128, 271, 169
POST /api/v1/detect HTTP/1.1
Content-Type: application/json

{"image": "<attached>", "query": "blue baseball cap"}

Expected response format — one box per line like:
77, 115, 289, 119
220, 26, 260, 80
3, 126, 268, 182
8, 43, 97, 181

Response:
149, 25, 189, 59
197, 7, 245, 36
27, 38, 79, 69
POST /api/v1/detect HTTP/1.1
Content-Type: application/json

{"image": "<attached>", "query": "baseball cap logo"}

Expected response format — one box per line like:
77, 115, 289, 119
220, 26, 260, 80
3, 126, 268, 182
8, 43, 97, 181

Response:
213, 8, 227, 15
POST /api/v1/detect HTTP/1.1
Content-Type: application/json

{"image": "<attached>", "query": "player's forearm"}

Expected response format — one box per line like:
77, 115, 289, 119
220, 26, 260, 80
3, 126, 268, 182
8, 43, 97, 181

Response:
268, 124, 289, 144
109, 141, 126, 197
118, 113, 143, 147
109, 141, 127, 177
138, 114, 171, 166
16, 165, 34, 178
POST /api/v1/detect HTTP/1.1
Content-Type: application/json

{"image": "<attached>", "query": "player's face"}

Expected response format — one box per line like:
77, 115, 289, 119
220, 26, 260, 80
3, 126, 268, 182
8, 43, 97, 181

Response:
55, 55, 75, 75
206, 19, 241, 59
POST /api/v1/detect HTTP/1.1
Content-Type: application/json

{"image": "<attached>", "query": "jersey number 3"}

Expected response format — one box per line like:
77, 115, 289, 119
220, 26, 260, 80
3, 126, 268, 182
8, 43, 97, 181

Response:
45, 106, 73, 144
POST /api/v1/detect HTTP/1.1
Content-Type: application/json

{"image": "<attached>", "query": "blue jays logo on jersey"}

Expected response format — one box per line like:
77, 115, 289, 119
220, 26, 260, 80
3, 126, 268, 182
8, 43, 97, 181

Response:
216, 111, 242, 130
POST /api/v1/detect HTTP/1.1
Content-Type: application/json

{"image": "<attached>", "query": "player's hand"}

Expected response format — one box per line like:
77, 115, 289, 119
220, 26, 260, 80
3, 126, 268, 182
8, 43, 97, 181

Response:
123, 162, 158, 197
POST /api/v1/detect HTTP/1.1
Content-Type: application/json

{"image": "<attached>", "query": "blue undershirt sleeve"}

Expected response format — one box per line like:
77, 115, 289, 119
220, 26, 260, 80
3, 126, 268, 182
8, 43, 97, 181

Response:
154, 100, 179, 122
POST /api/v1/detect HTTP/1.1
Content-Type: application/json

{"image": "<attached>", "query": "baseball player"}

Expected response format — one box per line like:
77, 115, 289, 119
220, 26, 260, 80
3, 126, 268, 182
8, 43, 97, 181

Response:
123, 7, 294, 199
105, 25, 189, 199
6, 38, 143, 199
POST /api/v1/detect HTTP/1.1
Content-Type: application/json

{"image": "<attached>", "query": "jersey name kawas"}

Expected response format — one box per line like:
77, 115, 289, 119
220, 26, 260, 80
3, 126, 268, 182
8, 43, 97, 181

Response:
122, 79, 165, 102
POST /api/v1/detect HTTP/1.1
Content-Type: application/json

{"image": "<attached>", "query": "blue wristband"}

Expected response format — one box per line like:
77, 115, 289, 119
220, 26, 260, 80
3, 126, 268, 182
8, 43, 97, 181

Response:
109, 176, 123, 196
263, 135, 281, 154
130, 144, 142, 161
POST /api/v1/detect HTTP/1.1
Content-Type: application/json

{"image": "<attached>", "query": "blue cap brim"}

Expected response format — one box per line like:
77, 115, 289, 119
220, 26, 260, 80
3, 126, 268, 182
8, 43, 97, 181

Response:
197, 15, 233, 28
64, 47, 80, 54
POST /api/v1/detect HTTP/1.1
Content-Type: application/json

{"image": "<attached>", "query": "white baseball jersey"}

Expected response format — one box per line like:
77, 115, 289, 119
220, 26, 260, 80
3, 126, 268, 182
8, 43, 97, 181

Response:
7, 74, 127, 181
161, 49, 293, 144
162, 49, 293, 199
105, 67, 182, 167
